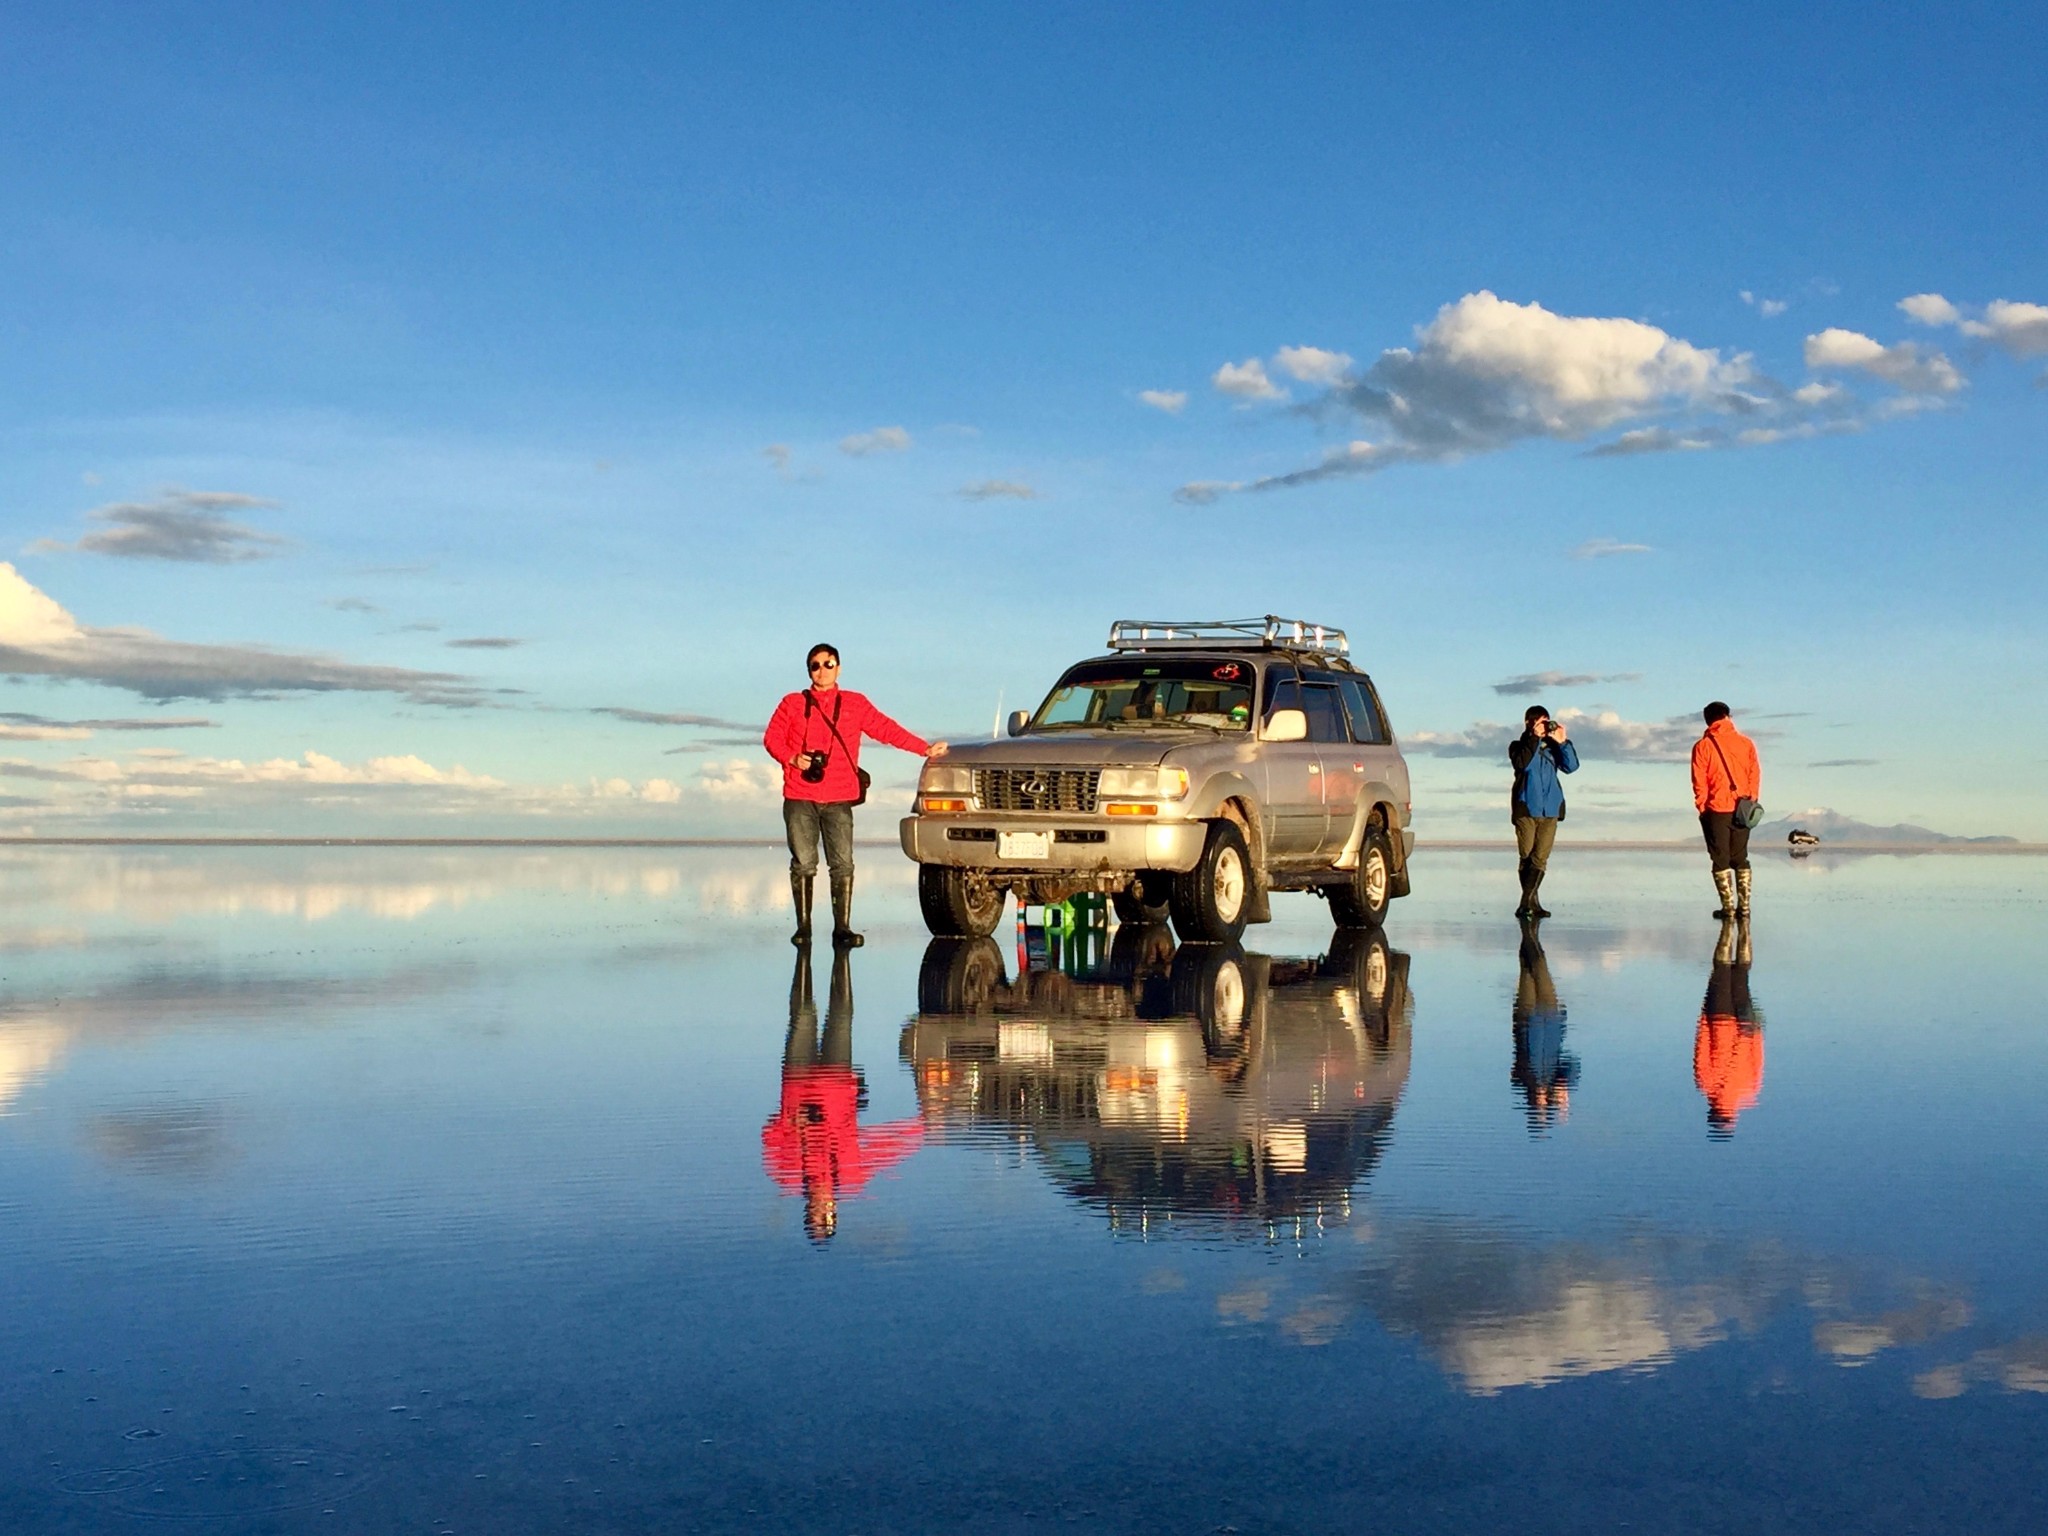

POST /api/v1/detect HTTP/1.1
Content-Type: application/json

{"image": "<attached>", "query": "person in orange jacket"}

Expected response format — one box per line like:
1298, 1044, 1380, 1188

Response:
761, 947, 923, 1241
1693, 919, 1763, 1137
1689, 701, 1762, 920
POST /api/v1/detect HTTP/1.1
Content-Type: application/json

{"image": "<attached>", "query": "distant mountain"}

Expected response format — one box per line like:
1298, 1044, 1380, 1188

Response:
1757, 807, 2018, 846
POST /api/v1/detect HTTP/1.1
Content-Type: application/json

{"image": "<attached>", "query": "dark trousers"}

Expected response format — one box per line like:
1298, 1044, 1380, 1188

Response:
784, 799, 855, 879
1699, 810, 1751, 872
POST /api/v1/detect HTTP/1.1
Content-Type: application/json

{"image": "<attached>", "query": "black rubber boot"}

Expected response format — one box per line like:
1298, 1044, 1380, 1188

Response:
790, 873, 814, 947
1526, 869, 1551, 920
830, 873, 864, 949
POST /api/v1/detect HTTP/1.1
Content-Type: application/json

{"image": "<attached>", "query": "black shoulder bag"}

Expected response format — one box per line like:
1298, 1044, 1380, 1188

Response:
804, 691, 871, 807
1708, 733, 1763, 829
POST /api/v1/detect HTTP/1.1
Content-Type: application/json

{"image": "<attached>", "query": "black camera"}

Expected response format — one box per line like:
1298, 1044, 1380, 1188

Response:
798, 750, 830, 783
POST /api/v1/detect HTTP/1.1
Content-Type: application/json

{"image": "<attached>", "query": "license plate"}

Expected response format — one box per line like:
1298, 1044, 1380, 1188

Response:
998, 831, 1052, 861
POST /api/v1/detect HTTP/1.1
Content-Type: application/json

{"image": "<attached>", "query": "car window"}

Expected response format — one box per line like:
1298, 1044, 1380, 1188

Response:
1301, 684, 1348, 743
1339, 677, 1387, 745
1262, 675, 1301, 718
1033, 659, 1254, 731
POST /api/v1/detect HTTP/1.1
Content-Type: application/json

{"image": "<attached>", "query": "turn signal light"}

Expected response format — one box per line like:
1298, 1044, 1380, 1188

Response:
921, 797, 968, 813
1104, 803, 1159, 817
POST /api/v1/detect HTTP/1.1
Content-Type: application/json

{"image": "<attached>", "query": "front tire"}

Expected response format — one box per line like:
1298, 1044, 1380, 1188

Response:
1329, 826, 1392, 930
918, 866, 1006, 937
1169, 821, 1251, 942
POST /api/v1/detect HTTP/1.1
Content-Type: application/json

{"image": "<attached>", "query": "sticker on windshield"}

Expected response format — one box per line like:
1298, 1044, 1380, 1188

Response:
1211, 662, 1244, 681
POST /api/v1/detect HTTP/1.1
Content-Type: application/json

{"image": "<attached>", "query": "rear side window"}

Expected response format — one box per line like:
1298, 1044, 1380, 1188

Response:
1339, 677, 1388, 744
1302, 684, 1348, 743
1262, 675, 1301, 717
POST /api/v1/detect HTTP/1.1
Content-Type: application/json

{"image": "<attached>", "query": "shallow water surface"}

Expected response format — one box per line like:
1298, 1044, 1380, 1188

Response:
2, 844, 2044, 1533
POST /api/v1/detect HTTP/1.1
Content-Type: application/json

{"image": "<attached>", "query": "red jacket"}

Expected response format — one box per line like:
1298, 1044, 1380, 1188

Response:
762, 688, 928, 804
760, 1066, 925, 1196
1690, 719, 1761, 814
1694, 1014, 1764, 1129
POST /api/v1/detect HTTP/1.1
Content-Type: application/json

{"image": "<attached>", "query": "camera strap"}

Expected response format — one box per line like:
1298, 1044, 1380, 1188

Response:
803, 690, 854, 758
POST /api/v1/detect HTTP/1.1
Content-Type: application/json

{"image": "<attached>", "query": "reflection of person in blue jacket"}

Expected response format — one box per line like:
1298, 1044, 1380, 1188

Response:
1511, 918, 1578, 1135
1508, 705, 1580, 918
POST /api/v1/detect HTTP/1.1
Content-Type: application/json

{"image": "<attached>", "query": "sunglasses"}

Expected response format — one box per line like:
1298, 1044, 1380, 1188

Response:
808, 659, 838, 672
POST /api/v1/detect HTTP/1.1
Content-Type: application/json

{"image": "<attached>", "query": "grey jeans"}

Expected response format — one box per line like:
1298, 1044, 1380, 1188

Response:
1513, 815, 1559, 873
784, 799, 855, 879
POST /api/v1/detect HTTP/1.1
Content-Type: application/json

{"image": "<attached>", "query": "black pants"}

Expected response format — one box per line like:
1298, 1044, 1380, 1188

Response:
1699, 810, 1751, 872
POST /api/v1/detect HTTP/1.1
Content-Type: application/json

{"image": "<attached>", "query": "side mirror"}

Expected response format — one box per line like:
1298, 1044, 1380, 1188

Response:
1261, 708, 1307, 743
1006, 710, 1031, 738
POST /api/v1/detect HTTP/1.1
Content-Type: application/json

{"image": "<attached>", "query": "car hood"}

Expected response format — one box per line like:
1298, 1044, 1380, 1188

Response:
939, 731, 1229, 768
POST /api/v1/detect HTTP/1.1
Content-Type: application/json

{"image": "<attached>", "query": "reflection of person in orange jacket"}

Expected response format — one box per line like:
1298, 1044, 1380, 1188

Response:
1693, 919, 1763, 1138
761, 947, 923, 1241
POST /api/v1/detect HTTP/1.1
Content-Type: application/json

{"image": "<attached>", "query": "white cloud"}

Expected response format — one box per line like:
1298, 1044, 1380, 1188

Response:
1740, 291, 1788, 318
696, 758, 780, 803
957, 480, 1039, 501
1273, 345, 1354, 385
1804, 327, 1965, 394
1966, 299, 2048, 358
1407, 707, 1695, 763
1569, 537, 1653, 559
1898, 293, 1962, 327
1492, 670, 1643, 697
763, 443, 793, 472
838, 426, 912, 457
1211, 358, 1286, 401
0, 563, 484, 706
1137, 389, 1188, 414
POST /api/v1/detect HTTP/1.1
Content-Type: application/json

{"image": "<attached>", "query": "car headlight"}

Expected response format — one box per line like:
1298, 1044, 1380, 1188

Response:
918, 762, 974, 795
1098, 766, 1190, 800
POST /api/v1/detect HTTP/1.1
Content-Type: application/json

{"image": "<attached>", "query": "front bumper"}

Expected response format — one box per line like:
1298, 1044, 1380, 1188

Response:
900, 816, 1209, 873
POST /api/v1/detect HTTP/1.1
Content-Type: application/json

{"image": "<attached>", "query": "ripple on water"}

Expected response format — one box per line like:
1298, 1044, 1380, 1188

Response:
57, 1447, 377, 1518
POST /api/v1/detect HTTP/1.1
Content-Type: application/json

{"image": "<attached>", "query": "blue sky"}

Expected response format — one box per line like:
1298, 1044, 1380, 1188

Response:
2, 2, 2043, 839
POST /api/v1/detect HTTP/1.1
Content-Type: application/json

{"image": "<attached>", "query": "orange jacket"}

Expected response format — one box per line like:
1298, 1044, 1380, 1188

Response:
1690, 719, 1761, 813
1693, 1015, 1764, 1129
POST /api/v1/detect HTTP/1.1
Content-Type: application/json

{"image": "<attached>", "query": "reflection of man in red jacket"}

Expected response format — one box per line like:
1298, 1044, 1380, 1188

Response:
762, 642, 948, 948
1693, 919, 1763, 1138
761, 948, 923, 1241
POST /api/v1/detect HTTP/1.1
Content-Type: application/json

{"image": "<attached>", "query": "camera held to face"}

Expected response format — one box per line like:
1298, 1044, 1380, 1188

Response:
798, 749, 831, 784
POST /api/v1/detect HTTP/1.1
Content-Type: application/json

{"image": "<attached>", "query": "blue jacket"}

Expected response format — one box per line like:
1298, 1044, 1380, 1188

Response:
1509, 731, 1579, 819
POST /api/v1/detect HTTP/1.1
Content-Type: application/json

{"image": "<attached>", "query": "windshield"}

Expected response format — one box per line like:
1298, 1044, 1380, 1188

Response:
1031, 658, 1255, 731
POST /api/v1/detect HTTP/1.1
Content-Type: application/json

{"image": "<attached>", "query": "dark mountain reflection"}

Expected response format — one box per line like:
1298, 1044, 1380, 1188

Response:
901, 924, 1412, 1237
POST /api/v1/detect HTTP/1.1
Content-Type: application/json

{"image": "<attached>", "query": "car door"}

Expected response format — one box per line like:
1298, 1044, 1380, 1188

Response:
1258, 672, 1328, 861
1305, 672, 1362, 856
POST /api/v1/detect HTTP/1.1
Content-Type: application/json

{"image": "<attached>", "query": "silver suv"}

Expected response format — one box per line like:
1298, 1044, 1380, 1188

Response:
901, 616, 1413, 941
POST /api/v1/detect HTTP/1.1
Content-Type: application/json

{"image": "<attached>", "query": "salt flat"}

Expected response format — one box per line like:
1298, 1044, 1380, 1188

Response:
2, 844, 2044, 1533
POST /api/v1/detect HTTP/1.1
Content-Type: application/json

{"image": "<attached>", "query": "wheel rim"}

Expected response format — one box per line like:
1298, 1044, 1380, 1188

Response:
1213, 845, 1246, 924
1212, 960, 1246, 1027
1363, 847, 1389, 907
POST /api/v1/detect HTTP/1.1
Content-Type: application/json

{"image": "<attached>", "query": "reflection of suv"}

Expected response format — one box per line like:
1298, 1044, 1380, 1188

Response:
902, 927, 1413, 1232
902, 616, 1413, 941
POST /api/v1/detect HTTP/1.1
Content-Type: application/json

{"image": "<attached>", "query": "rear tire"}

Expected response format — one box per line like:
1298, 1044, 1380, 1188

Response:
918, 866, 1007, 937
1169, 821, 1251, 943
1329, 827, 1393, 930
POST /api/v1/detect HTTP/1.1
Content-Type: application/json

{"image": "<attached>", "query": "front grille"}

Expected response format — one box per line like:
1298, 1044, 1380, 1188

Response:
975, 767, 1101, 814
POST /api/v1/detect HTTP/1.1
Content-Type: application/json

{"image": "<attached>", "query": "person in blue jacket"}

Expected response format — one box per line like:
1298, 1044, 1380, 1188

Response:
1508, 704, 1579, 917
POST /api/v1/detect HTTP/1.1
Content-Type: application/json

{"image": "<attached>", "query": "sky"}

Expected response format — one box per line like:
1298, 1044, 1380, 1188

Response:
2, 1, 2044, 841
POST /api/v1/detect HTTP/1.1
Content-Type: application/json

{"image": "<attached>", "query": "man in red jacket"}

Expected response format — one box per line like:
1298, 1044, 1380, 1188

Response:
762, 642, 948, 948
1689, 701, 1762, 920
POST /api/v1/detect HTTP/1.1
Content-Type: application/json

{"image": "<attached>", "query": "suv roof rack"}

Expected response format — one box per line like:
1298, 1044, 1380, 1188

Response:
1107, 615, 1350, 658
